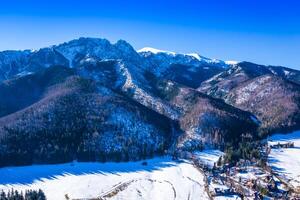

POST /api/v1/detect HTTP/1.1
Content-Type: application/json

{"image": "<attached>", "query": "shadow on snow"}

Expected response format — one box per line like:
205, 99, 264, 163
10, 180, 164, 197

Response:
0, 157, 178, 185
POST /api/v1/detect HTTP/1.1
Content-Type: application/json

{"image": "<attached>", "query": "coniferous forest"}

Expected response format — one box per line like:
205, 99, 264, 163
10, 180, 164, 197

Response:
0, 189, 46, 200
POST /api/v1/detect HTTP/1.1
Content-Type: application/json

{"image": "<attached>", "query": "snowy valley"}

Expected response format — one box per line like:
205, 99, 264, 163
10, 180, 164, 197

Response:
0, 37, 300, 199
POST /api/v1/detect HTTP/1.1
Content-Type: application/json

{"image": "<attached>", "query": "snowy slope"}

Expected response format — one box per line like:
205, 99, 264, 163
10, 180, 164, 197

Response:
138, 47, 223, 64
224, 60, 239, 65
138, 47, 177, 56
138, 47, 228, 77
195, 149, 224, 169
268, 130, 300, 189
0, 157, 209, 200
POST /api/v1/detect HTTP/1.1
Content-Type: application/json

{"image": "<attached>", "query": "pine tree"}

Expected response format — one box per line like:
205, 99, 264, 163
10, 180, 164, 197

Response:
0, 189, 46, 200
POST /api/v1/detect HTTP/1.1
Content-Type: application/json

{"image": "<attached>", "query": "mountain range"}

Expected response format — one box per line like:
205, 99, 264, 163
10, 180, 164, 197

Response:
0, 37, 299, 167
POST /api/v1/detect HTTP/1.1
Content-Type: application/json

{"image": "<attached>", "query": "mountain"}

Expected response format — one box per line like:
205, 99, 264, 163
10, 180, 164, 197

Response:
0, 49, 69, 81
138, 47, 228, 88
150, 80, 258, 151
0, 37, 298, 167
0, 66, 173, 166
225, 75, 300, 135
199, 62, 300, 97
198, 62, 300, 135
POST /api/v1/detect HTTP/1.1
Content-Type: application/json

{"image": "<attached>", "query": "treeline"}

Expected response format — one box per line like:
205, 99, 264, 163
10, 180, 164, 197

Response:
217, 141, 264, 166
0, 73, 174, 168
0, 125, 167, 167
0, 189, 46, 200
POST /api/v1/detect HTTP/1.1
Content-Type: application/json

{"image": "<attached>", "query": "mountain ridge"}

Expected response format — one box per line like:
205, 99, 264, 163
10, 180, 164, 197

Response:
0, 37, 299, 167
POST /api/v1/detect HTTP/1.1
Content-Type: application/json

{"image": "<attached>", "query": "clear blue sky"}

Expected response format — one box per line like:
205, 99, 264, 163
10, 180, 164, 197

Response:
1, 0, 300, 69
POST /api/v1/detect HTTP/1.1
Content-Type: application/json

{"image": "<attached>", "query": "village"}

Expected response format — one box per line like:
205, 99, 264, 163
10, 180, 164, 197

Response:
192, 140, 300, 200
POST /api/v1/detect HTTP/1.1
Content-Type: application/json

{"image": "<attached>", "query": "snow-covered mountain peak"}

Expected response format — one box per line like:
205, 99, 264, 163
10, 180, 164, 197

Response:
185, 53, 221, 63
185, 53, 202, 60
53, 37, 144, 68
138, 47, 226, 65
137, 47, 177, 56
225, 60, 239, 65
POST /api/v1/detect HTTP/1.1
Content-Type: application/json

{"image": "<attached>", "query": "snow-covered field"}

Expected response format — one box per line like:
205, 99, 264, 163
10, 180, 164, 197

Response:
0, 157, 209, 200
268, 130, 300, 189
196, 149, 224, 169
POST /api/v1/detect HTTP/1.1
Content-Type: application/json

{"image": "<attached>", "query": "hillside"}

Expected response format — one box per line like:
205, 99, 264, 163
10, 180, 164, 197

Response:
199, 62, 300, 136
0, 66, 173, 166
0, 37, 299, 167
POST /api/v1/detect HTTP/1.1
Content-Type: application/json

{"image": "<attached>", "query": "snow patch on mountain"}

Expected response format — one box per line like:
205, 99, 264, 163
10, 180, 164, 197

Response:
115, 61, 180, 120
283, 69, 292, 76
130, 85, 180, 120
137, 47, 176, 56
185, 53, 221, 64
225, 60, 239, 65
186, 53, 201, 60
139, 47, 226, 64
